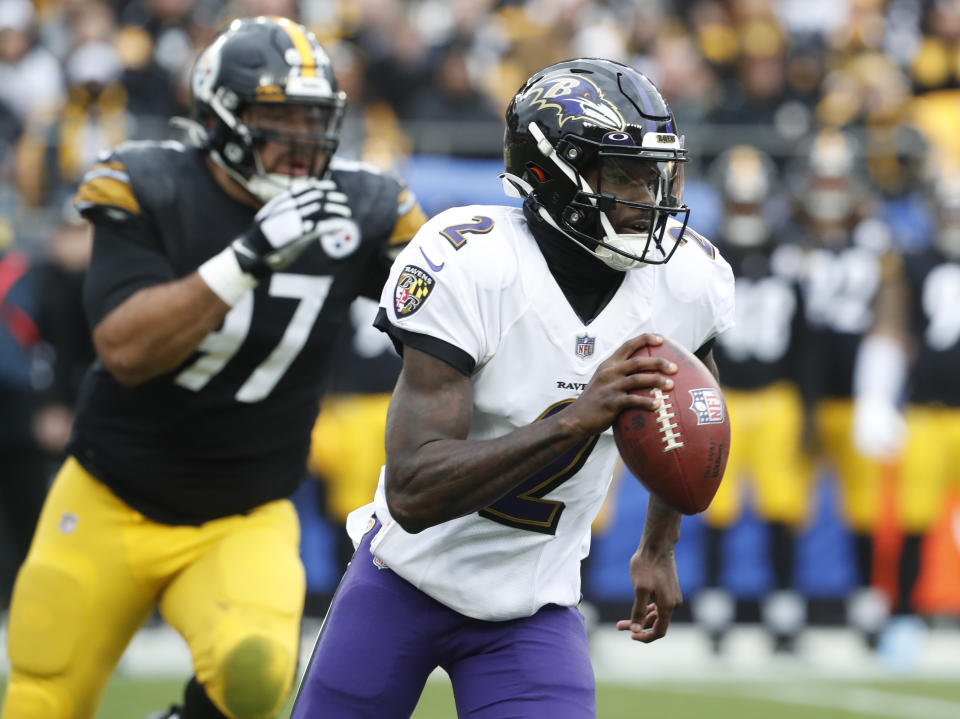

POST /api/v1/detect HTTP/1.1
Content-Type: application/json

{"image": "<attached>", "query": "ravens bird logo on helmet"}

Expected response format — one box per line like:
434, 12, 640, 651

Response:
502, 58, 689, 270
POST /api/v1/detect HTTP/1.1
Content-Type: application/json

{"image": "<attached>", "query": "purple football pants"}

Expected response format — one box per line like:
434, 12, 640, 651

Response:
291, 520, 596, 718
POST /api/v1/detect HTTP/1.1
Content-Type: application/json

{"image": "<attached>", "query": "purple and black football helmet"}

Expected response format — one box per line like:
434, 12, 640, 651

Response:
503, 58, 689, 269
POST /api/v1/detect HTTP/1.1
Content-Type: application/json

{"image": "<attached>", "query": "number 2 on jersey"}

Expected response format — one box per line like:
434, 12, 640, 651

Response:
479, 399, 598, 535
669, 226, 715, 259
440, 215, 494, 249
175, 273, 333, 402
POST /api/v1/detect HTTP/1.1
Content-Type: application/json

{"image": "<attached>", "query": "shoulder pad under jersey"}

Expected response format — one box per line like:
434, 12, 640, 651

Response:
74, 140, 196, 222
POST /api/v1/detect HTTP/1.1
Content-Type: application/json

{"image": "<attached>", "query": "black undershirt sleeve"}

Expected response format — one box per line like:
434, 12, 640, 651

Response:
694, 337, 716, 361
82, 213, 176, 328
373, 307, 475, 376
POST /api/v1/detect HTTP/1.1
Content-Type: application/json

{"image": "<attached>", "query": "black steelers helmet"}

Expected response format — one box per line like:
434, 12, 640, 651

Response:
503, 58, 689, 269
710, 144, 779, 249
188, 16, 346, 203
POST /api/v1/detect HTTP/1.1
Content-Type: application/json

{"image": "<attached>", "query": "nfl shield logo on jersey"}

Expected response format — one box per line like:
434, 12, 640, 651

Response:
575, 335, 595, 358
394, 264, 436, 319
689, 388, 725, 425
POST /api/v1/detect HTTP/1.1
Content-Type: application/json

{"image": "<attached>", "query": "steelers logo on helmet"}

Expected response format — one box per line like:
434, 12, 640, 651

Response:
187, 16, 347, 204
503, 59, 690, 270
394, 265, 436, 319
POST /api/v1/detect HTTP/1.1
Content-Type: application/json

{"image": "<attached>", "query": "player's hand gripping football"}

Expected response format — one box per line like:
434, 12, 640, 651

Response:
231, 178, 351, 277
568, 334, 677, 437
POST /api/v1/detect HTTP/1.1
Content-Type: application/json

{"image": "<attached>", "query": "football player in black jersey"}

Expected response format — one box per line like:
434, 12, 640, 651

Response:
1, 17, 426, 719
795, 128, 895, 647
853, 170, 960, 664
692, 145, 811, 654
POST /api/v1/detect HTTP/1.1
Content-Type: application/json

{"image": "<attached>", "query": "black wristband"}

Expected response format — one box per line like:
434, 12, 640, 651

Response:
230, 230, 271, 278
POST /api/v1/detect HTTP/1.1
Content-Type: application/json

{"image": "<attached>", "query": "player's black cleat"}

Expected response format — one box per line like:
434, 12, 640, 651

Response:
708, 629, 726, 655
772, 632, 797, 655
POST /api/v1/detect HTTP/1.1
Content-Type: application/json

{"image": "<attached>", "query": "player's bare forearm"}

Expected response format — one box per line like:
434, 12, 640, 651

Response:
637, 492, 682, 558
384, 348, 587, 533
385, 336, 676, 534
93, 273, 231, 386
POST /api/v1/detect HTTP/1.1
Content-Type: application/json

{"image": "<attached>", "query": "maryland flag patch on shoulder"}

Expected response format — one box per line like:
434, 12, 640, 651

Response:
394, 264, 435, 319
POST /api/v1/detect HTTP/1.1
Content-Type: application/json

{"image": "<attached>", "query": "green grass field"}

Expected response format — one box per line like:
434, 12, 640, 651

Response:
4, 675, 960, 719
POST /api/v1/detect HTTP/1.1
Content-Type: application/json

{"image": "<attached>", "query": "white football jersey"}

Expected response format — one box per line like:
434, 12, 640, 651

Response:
349, 204, 735, 621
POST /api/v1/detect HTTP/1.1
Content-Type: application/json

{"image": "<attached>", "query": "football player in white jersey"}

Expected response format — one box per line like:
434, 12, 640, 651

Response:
292, 59, 735, 719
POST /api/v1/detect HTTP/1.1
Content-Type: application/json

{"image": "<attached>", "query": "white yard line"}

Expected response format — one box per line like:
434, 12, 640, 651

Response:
716, 684, 960, 719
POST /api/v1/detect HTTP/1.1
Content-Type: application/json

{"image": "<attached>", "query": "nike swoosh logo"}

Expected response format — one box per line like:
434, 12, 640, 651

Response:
419, 246, 444, 272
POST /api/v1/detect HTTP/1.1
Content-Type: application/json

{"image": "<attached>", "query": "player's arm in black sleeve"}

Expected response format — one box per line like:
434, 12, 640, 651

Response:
80, 150, 330, 387
76, 153, 243, 388
84, 215, 233, 387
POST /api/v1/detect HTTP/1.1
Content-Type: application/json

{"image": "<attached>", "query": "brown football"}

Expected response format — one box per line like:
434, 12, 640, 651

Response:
613, 336, 730, 515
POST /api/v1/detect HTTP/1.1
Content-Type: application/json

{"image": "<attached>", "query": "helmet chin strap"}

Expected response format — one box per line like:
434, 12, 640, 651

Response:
499, 170, 607, 264
205, 149, 274, 204
500, 170, 622, 266
170, 116, 208, 147
245, 171, 319, 204
209, 139, 322, 204
526, 122, 649, 270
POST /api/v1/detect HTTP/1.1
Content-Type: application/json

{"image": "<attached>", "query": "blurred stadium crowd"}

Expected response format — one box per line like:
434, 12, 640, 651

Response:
1, 0, 960, 667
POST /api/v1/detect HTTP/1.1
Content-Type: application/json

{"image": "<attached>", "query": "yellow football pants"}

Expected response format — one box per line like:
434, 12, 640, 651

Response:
308, 393, 391, 523
815, 398, 884, 532
2, 457, 305, 719
898, 404, 960, 532
705, 382, 811, 528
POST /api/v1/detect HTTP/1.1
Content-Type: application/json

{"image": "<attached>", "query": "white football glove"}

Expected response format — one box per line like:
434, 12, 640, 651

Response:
853, 397, 906, 459
231, 178, 351, 277
852, 333, 908, 460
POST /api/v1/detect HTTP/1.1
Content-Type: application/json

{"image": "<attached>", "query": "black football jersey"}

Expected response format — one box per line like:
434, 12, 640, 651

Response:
800, 241, 888, 400
713, 244, 806, 390
903, 249, 960, 407
68, 142, 426, 524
